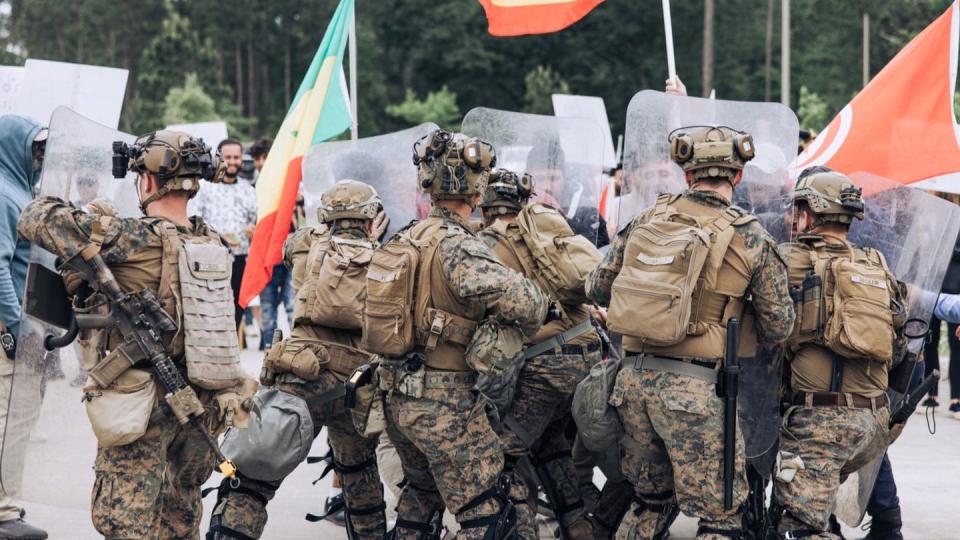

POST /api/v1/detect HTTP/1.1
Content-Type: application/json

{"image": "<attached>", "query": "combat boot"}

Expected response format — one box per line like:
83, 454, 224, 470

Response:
0, 517, 47, 540
859, 507, 903, 540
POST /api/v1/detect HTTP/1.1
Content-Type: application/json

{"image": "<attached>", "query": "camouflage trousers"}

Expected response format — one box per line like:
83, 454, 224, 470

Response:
213, 371, 385, 539
774, 404, 891, 539
612, 367, 747, 540
384, 373, 505, 540
91, 390, 218, 539
500, 348, 598, 540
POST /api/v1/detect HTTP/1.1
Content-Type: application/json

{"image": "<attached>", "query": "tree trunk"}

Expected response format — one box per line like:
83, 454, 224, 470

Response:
235, 41, 244, 112
247, 41, 256, 121
217, 49, 225, 90
764, 0, 774, 101
284, 32, 292, 106
702, 0, 714, 97
260, 62, 270, 132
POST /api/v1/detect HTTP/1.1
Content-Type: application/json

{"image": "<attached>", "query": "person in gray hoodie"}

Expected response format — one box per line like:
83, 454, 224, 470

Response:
0, 114, 49, 540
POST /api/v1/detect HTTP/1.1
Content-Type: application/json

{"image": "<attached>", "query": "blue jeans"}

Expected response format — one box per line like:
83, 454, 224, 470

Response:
259, 264, 293, 349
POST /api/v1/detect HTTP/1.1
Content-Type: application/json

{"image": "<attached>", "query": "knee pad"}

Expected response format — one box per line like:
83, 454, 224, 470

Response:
220, 388, 314, 483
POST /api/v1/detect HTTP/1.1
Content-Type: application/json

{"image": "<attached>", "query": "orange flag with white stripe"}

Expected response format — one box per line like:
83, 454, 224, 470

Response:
478, 0, 605, 36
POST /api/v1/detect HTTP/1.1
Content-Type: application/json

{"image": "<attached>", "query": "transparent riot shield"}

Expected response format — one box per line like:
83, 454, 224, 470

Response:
620, 90, 798, 467
829, 172, 960, 526
301, 123, 439, 241
0, 106, 138, 508
461, 107, 607, 245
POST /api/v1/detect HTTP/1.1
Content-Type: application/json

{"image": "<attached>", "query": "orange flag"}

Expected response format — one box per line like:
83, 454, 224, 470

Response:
797, 1, 960, 193
478, 0, 604, 36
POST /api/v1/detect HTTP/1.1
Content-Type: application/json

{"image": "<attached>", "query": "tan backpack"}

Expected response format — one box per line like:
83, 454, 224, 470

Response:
362, 222, 443, 356
812, 247, 896, 362
294, 236, 374, 330
607, 194, 745, 346
513, 202, 602, 305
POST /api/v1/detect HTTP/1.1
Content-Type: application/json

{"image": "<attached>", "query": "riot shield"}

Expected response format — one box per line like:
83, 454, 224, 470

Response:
827, 172, 960, 526
0, 106, 138, 508
461, 107, 607, 245
301, 123, 439, 240
620, 90, 798, 466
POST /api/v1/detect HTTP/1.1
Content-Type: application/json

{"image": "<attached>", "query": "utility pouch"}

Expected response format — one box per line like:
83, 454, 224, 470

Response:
83, 368, 157, 448
396, 363, 426, 398
349, 365, 386, 437
799, 271, 822, 335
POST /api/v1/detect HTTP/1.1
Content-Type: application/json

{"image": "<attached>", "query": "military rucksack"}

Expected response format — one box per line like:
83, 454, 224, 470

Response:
794, 244, 898, 362
294, 235, 374, 330
607, 194, 748, 346
513, 202, 602, 305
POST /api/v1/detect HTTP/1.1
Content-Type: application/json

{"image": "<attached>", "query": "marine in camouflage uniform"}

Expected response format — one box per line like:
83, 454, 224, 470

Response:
477, 169, 599, 540
208, 180, 387, 539
17, 131, 253, 539
586, 126, 794, 540
772, 169, 902, 540
374, 131, 547, 539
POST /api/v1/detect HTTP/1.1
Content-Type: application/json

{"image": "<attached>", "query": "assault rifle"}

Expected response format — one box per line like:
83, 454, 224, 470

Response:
62, 252, 238, 480
719, 318, 740, 510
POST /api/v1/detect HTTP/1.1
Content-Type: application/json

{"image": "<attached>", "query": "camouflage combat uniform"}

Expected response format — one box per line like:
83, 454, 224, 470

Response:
17, 196, 226, 540
773, 235, 900, 539
479, 219, 599, 540
209, 225, 386, 539
381, 206, 547, 539
587, 190, 794, 540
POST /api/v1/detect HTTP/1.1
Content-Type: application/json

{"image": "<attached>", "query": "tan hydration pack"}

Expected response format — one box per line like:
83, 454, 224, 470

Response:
607, 194, 749, 346
294, 235, 374, 330
793, 243, 897, 363
511, 202, 602, 305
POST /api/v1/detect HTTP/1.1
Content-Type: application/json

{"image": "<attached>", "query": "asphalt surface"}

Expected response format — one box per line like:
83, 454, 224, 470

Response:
13, 346, 958, 539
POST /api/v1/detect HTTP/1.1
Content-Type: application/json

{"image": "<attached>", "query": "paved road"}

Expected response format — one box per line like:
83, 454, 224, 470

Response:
15, 349, 958, 539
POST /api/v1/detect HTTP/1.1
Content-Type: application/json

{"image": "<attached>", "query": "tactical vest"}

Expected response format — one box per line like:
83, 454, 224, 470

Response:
83, 219, 243, 390
616, 194, 758, 361
482, 219, 597, 346
787, 236, 898, 363
154, 221, 243, 390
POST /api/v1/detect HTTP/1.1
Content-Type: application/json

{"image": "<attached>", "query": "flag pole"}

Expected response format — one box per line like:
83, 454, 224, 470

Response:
662, 0, 677, 82
781, 0, 791, 107
349, 1, 358, 141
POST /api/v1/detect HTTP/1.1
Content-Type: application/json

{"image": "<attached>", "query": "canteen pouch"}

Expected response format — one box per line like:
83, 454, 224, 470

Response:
83, 368, 157, 448
571, 357, 623, 452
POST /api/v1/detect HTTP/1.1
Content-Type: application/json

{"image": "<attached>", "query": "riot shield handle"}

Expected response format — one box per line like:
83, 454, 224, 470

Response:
721, 318, 741, 510
43, 313, 79, 351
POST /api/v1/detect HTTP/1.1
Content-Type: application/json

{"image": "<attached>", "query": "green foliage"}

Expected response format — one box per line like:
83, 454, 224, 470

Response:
385, 86, 461, 130
523, 65, 570, 114
162, 73, 218, 125
2, 0, 954, 140
797, 85, 830, 131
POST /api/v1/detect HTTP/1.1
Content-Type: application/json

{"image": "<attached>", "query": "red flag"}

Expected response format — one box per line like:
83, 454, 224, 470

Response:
478, 0, 604, 37
797, 2, 960, 193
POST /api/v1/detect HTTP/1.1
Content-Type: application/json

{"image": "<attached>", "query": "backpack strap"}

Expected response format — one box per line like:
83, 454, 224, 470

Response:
79, 215, 116, 261
699, 207, 745, 290
652, 193, 673, 220
154, 221, 184, 335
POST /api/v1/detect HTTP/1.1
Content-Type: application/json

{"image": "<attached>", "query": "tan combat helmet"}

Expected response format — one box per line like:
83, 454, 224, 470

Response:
668, 125, 755, 185
113, 130, 223, 211
413, 129, 496, 204
479, 168, 534, 216
318, 179, 383, 225
792, 168, 865, 226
